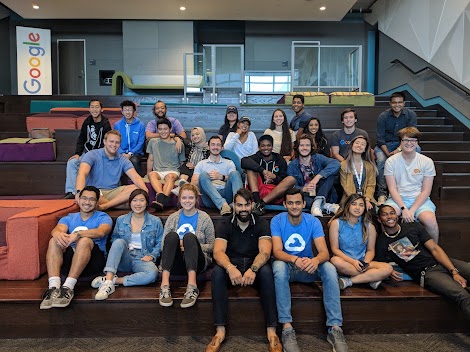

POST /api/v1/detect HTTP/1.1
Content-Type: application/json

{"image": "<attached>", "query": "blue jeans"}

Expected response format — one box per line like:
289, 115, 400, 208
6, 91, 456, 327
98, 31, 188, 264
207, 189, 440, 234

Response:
65, 156, 82, 193
272, 260, 343, 327
304, 174, 337, 207
375, 142, 421, 197
198, 171, 243, 209
103, 238, 158, 286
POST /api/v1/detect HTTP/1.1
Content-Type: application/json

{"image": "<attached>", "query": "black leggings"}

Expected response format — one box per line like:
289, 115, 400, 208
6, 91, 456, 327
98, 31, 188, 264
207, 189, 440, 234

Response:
160, 232, 205, 275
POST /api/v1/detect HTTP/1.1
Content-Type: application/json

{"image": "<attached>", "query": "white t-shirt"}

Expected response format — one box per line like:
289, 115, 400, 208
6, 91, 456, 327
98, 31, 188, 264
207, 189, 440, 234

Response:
384, 152, 435, 199
224, 131, 258, 158
263, 129, 296, 154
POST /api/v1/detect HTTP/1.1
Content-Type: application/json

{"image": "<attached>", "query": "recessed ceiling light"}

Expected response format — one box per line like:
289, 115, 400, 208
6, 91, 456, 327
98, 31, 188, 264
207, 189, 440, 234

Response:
33, 4, 40, 9
180, 6, 186, 11
319, 6, 326, 11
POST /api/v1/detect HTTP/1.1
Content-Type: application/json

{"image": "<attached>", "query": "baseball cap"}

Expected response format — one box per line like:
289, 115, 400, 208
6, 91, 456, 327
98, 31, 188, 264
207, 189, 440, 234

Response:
239, 116, 251, 125
226, 106, 238, 114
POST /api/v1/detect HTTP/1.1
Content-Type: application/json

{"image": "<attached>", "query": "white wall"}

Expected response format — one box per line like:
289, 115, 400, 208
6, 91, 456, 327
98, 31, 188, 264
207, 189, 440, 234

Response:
122, 21, 194, 76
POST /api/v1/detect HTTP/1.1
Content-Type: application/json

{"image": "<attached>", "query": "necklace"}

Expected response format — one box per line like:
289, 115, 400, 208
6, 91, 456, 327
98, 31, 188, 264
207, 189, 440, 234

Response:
383, 225, 401, 238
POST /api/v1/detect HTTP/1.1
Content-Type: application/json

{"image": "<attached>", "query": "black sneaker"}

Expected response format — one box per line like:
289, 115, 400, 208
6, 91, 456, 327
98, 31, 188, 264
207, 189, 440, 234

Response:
64, 192, 75, 199
52, 286, 74, 308
252, 201, 266, 216
39, 287, 59, 310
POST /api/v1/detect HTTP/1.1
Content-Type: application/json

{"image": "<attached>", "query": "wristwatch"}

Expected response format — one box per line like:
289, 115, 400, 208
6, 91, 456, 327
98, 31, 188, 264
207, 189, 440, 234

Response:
76, 189, 81, 194
400, 205, 407, 211
250, 265, 259, 273
73, 231, 82, 239
450, 268, 459, 275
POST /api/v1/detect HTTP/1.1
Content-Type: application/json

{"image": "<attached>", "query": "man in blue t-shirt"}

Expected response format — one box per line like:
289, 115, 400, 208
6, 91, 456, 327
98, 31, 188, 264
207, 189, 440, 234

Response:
271, 188, 348, 352
76, 130, 147, 211
40, 186, 113, 310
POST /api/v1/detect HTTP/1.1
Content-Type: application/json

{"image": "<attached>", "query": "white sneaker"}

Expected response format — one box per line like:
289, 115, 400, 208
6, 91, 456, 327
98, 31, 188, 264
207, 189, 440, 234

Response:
324, 203, 340, 215
91, 275, 117, 289
311, 205, 323, 217
95, 280, 115, 300
377, 195, 388, 206
369, 280, 382, 290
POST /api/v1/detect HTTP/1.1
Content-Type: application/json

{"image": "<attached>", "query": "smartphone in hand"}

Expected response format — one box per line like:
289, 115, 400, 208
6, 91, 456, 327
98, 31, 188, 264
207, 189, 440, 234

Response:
359, 260, 369, 271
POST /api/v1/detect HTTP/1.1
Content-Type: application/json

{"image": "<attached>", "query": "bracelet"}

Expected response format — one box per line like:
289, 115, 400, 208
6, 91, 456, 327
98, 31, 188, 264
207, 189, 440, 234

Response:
226, 264, 236, 273
293, 257, 299, 265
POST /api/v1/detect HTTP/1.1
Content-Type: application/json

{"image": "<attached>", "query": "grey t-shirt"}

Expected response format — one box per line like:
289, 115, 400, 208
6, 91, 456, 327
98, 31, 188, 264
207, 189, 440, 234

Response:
146, 138, 185, 172
331, 128, 369, 158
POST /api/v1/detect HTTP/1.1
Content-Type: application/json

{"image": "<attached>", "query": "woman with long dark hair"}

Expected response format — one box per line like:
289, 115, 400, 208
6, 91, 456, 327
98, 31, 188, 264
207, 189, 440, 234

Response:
304, 117, 330, 157
263, 108, 295, 162
328, 193, 392, 290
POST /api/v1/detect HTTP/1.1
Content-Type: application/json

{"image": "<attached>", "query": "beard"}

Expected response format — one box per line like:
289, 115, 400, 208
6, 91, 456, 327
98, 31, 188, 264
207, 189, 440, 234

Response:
236, 212, 250, 222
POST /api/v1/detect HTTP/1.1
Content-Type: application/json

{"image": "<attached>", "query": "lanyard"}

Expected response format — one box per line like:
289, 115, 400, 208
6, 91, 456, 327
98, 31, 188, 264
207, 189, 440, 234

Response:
353, 160, 363, 191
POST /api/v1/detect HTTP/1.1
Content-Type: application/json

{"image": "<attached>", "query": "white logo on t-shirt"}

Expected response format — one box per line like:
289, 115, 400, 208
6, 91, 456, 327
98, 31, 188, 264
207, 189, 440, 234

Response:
284, 233, 306, 252
177, 223, 195, 238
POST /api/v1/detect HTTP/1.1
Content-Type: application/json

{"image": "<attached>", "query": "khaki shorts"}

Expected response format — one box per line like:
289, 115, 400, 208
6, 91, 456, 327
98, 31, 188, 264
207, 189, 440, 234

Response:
100, 186, 127, 201
153, 170, 180, 180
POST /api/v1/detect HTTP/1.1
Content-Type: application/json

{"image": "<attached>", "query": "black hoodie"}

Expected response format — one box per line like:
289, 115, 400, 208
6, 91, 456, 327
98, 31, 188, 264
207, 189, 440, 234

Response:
241, 151, 288, 185
74, 115, 112, 155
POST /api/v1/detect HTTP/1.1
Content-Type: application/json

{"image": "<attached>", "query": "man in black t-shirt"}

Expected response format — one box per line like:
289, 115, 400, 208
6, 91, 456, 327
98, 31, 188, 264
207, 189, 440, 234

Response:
205, 188, 281, 352
376, 205, 470, 319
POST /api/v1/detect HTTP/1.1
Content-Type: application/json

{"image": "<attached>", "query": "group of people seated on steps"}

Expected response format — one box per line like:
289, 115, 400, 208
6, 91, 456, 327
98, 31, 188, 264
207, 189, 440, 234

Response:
41, 93, 469, 352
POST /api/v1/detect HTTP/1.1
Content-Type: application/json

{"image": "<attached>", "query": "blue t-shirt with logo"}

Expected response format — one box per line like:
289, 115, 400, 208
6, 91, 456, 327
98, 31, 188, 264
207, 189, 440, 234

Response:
176, 211, 199, 240
58, 211, 113, 254
270, 212, 324, 258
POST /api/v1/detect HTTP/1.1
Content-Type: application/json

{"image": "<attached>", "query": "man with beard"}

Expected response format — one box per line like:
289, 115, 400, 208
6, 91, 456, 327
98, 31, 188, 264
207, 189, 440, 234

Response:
40, 186, 113, 309
271, 187, 347, 352
376, 205, 470, 320
146, 100, 187, 140
206, 189, 281, 352
64, 100, 111, 199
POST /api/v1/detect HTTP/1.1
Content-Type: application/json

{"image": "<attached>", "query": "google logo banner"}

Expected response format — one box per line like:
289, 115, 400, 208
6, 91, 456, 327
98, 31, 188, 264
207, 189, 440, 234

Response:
16, 26, 52, 95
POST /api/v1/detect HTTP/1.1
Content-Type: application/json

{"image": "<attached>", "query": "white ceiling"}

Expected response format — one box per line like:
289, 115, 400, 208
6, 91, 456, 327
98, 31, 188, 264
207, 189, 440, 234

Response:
1, 0, 362, 21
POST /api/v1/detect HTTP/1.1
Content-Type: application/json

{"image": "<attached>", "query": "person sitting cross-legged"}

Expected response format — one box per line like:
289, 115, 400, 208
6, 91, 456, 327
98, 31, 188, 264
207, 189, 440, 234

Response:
192, 136, 243, 216
328, 193, 393, 291
40, 186, 112, 309
241, 134, 295, 215
92, 189, 163, 300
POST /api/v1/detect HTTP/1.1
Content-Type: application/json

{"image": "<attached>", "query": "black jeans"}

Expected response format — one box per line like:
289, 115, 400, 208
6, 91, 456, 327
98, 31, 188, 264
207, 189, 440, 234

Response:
160, 232, 205, 275
211, 257, 278, 327
425, 258, 470, 320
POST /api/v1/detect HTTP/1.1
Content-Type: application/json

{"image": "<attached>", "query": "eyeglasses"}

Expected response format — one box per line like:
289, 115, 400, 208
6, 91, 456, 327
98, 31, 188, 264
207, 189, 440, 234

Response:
122, 108, 134, 112
79, 196, 97, 203
401, 139, 418, 144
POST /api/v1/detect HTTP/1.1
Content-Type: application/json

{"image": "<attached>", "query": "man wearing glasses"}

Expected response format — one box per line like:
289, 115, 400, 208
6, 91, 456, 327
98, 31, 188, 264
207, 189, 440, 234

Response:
40, 186, 113, 309
384, 127, 439, 243
375, 91, 418, 205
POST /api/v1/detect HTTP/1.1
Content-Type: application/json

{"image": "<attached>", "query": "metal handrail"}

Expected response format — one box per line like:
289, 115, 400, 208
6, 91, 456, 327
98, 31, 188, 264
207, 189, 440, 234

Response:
391, 59, 470, 96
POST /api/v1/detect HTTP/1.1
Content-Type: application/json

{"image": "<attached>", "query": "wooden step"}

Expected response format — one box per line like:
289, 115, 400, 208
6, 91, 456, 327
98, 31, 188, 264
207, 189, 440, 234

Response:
422, 151, 470, 161
418, 117, 446, 125
0, 276, 467, 338
436, 161, 470, 173
412, 109, 438, 117
417, 125, 453, 132
421, 141, 470, 151
440, 186, 470, 200
442, 173, 470, 186
421, 132, 464, 141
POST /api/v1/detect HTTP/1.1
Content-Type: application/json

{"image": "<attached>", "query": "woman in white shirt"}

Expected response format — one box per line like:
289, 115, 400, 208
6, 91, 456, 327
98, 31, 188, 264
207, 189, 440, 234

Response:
224, 116, 258, 159
263, 108, 295, 162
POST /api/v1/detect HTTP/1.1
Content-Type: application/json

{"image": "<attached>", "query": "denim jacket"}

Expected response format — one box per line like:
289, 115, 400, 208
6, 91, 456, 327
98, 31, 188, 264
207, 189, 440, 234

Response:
287, 154, 340, 188
111, 211, 163, 261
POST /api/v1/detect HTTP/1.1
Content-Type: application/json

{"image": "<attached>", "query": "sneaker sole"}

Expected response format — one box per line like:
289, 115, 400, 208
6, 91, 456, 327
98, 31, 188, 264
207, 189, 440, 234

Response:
39, 303, 53, 310
159, 300, 174, 307
51, 300, 73, 308
180, 299, 197, 308
95, 294, 109, 301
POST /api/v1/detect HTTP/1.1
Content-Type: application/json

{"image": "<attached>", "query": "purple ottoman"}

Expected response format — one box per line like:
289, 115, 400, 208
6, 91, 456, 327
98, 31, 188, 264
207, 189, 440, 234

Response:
0, 138, 56, 161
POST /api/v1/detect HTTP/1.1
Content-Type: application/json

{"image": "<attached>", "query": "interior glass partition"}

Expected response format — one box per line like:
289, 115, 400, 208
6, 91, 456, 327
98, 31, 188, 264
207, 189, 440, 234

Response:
203, 44, 244, 103
291, 41, 362, 92
183, 53, 204, 103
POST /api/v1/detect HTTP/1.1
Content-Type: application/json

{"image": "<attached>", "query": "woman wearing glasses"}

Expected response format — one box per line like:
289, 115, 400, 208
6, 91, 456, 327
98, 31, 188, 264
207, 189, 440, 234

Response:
92, 189, 163, 300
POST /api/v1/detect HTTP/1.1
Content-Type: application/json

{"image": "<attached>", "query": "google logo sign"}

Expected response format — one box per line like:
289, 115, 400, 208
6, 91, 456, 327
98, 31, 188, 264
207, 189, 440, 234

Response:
17, 26, 51, 95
